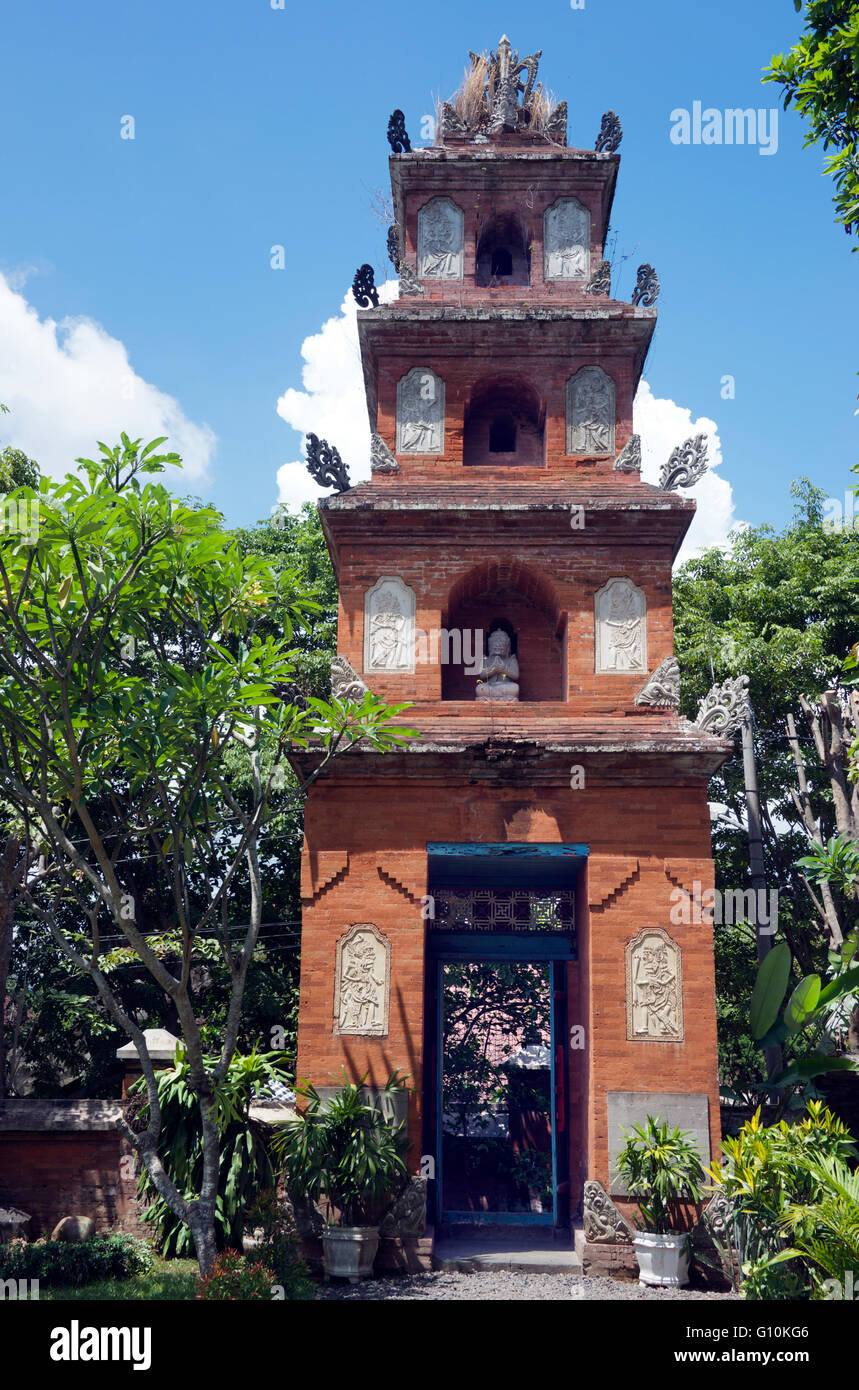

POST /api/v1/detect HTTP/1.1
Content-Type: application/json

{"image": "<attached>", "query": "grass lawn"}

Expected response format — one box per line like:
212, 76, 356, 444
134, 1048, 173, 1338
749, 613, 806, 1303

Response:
40, 1257, 200, 1301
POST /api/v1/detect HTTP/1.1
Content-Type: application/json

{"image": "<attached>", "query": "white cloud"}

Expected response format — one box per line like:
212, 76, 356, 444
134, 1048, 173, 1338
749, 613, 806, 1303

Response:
275, 281, 399, 513
0, 272, 215, 484
274, 289, 742, 562
634, 379, 739, 565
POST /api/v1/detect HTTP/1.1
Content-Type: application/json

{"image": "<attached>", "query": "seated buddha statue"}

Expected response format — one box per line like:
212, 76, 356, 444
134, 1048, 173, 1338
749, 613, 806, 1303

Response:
475, 627, 520, 702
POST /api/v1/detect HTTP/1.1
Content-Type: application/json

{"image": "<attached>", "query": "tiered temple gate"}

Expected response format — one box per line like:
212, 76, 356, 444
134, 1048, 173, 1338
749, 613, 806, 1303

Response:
291, 38, 731, 1269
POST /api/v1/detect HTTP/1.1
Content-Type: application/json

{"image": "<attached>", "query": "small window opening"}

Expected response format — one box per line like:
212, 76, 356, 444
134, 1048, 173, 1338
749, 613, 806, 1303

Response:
489, 415, 517, 453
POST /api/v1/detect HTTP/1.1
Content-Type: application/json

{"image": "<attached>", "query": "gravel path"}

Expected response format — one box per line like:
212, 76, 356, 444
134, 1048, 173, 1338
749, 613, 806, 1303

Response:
316, 1270, 737, 1301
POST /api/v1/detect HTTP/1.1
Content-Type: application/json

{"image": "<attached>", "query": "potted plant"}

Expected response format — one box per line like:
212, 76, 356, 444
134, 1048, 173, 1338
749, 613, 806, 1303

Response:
274, 1070, 408, 1283
614, 1115, 705, 1287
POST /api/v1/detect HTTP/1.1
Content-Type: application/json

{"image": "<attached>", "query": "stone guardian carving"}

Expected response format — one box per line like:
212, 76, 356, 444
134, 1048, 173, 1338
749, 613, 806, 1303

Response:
396, 367, 445, 455
595, 578, 647, 675
583, 1180, 633, 1244
544, 197, 590, 281
613, 435, 641, 473
625, 927, 684, 1042
417, 198, 464, 280
566, 366, 616, 455
331, 656, 369, 702
364, 576, 416, 674
333, 923, 391, 1037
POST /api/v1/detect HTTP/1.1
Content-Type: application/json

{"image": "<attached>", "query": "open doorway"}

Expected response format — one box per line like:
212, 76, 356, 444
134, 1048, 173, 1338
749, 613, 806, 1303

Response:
440, 959, 554, 1222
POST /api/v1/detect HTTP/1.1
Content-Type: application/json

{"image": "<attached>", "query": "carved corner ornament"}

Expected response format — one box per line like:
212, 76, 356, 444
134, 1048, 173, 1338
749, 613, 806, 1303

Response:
634, 657, 680, 710
333, 923, 391, 1038
659, 433, 709, 491
370, 433, 400, 475
625, 927, 684, 1043
695, 673, 751, 736
583, 1180, 633, 1244
613, 434, 641, 473
330, 655, 369, 702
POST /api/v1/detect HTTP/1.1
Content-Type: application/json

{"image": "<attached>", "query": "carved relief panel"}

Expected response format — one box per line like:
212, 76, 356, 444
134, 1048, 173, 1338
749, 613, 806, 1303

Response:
363, 576, 416, 674
544, 197, 590, 280
417, 197, 464, 280
625, 927, 684, 1042
566, 365, 616, 455
333, 923, 391, 1037
594, 577, 647, 675
396, 367, 445, 455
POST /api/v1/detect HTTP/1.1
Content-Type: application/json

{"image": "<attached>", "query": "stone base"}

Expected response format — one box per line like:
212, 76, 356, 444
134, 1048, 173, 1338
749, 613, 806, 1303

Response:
581, 1240, 638, 1278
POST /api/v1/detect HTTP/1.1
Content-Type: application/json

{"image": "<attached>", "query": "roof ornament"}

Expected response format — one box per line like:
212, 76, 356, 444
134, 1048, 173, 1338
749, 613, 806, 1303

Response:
305, 434, 351, 493
631, 263, 660, 307
352, 263, 379, 309
443, 37, 564, 139
695, 675, 751, 736
595, 111, 623, 153
659, 434, 709, 491
387, 225, 400, 270
585, 259, 611, 296
386, 110, 411, 154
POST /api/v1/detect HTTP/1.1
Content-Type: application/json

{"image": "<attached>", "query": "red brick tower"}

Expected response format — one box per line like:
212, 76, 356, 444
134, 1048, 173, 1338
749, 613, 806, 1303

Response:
292, 38, 730, 1265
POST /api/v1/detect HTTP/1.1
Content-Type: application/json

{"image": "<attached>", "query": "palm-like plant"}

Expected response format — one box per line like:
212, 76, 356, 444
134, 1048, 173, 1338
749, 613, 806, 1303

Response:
614, 1116, 704, 1234
774, 1155, 859, 1291
274, 1071, 409, 1227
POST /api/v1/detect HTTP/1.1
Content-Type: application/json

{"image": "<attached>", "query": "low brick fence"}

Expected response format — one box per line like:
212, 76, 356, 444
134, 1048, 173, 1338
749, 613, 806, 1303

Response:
0, 1100, 140, 1237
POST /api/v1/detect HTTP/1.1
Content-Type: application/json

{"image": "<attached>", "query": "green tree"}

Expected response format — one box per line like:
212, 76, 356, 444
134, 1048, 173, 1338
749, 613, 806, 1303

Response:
765, 1, 859, 241
673, 478, 859, 1098
0, 434, 412, 1274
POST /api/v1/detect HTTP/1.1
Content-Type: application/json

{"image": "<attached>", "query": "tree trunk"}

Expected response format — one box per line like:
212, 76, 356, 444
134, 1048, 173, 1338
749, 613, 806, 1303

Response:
0, 836, 21, 1100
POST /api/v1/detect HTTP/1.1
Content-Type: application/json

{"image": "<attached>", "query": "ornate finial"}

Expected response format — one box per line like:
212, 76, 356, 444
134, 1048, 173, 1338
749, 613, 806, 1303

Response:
634, 657, 680, 710
352, 263, 379, 309
695, 674, 751, 736
305, 434, 350, 493
595, 111, 623, 153
585, 260, 611, 296
370, 434, 399, 475
387, 225, 400, 270
631, 263, 660, 307
659, 434, 709, 491
331, 656, 369, 702
613, 435, 641, 473
387, 110, 411, 154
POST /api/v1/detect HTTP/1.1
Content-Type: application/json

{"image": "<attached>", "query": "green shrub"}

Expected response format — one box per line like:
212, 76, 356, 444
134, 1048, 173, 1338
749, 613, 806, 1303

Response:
706, 1100, 857, 1299
614, 1116, 705, 1233
196, 1250, 273, 1300
0, 1235, 154, 1287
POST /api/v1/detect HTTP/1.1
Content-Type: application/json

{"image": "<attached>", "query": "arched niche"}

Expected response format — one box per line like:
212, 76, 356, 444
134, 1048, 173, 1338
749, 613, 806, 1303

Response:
441, 561, 563, 702
543, 197, 590, 281
462, 376, 544, 467
417, 197, 465, 280
566, 365, 616, 456
475, 211, 530, 287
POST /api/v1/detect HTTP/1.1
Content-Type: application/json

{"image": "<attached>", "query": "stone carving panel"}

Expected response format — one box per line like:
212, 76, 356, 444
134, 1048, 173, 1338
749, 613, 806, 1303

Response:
417, 198, 464, 280
594, 577, 647, 675
333, 923, 391, 1037
625, 927, 684, 1042
544, 197, 590, 281
396, 367, 445, 455
363, 576, 416, 674
566, 366, 616, 455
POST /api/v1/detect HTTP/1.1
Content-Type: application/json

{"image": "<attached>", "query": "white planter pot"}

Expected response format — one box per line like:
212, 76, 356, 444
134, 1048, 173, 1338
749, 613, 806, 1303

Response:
322, 1226, 379, 1283
632, 1232, 691, 1288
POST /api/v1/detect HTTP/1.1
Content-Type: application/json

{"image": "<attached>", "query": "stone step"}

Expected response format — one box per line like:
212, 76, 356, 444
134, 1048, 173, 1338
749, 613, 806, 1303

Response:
433, 1230, 582, 1276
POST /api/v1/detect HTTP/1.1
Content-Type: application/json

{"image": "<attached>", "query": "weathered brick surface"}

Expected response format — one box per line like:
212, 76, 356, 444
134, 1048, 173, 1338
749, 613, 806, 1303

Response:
0, 1133, 140, 1237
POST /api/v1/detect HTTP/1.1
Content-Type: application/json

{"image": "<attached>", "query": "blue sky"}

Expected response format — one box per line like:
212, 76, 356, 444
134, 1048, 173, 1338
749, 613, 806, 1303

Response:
1, 0, 855, 542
